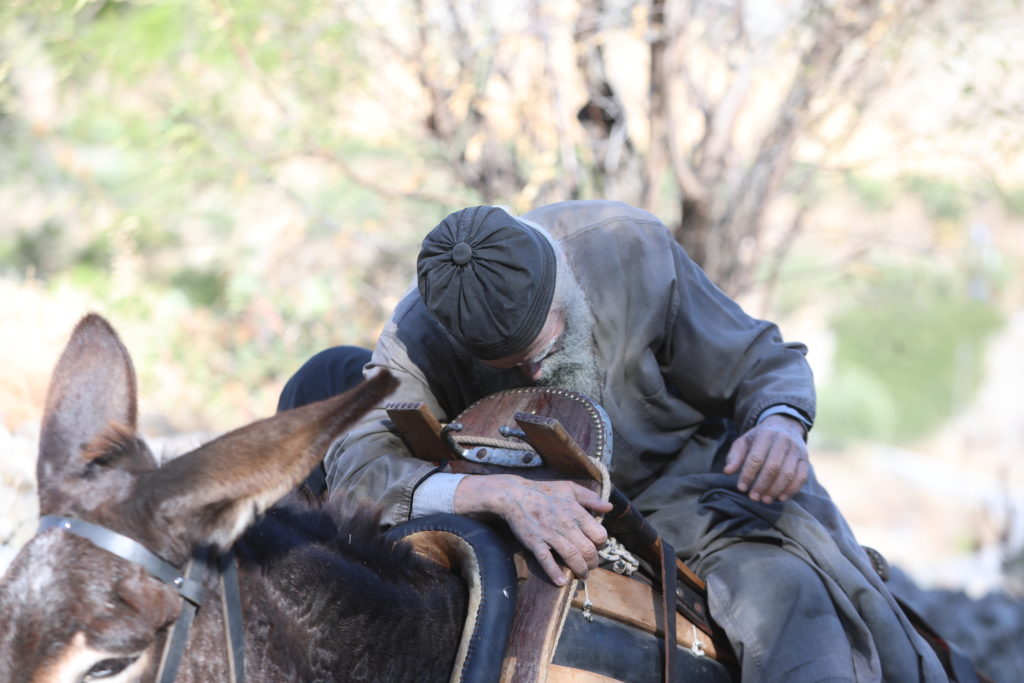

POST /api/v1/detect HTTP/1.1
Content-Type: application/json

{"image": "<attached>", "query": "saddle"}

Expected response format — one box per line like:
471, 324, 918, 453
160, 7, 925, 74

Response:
384, 387, 736, 683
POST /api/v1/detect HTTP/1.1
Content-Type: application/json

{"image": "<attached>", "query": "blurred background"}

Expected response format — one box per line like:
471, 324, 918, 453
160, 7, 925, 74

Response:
1, 0, 1022, 676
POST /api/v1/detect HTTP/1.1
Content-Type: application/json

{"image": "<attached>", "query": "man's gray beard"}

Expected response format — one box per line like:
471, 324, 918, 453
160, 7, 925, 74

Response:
468, 271, 602, 400
535, 286, 602, 401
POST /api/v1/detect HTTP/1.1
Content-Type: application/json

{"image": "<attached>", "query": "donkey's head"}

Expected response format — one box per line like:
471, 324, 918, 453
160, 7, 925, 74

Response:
0, 314, 395, 682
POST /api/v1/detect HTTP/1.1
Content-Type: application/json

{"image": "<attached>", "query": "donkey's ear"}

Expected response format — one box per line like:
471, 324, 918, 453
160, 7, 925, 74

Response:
38, 314, 139, 513
143, 370, 397, 550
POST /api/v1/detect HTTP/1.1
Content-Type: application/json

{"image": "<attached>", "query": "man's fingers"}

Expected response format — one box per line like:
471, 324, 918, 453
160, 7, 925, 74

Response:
736, 431, 772, 492
764, 451, 800, 502
579, 513, 608, 548
572, 485, 613, 514
554, 528, 600, 577
748, 451, 785, 502
497, 479, 610, 585
779, 459, 809, 502
730, 421, 811, 504
748, 432, 793, 501
522, 528, 597, 584
524, 538, 568, 586
723, 436, 750, 474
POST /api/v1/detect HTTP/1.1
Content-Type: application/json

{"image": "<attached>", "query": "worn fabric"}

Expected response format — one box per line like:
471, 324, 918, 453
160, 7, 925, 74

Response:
417, 205, 556, 360
277, 345, 372, 412
323, 200, 947, 681
635, 424, 945, 681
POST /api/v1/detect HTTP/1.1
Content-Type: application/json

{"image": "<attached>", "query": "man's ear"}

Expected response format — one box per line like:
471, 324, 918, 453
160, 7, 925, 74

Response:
37, 314, 139, 514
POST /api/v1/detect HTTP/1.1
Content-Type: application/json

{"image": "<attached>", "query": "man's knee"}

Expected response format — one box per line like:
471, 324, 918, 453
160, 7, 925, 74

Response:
706, 543, 827, 609
703, 543, 853, 682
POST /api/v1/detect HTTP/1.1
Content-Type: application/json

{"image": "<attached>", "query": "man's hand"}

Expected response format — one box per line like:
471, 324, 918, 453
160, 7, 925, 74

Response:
724, 414, 809, 504
453, 474, 612, 586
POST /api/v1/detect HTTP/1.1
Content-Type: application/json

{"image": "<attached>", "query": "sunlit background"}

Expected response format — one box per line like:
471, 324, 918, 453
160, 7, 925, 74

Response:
1, 0, 1022, 674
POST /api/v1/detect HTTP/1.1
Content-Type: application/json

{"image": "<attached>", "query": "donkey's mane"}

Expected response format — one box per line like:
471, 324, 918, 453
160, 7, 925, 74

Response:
227, 492, 466, 681
240, 494, 430, 584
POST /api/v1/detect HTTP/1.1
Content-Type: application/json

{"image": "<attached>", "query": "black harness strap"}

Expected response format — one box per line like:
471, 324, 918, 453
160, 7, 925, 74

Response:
38, 515, 245, 683
157, 548, 210, 683
220, 550, 247, 683
37, 515, 204, 604
657, 538, 678, 683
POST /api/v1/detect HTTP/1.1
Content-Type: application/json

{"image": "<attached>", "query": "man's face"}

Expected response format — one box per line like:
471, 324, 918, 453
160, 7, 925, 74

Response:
480, 310, 565, 382
476, 263, 601, 399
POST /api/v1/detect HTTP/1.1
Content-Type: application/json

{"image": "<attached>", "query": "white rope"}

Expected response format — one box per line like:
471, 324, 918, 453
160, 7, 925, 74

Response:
598, 536, 640, 575
690, 625, 706, 657
451, 434, 527, 450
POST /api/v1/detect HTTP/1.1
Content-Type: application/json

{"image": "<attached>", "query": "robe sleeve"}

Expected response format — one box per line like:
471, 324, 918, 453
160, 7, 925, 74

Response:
658, 242, 816, 434
323, 310, 451, 527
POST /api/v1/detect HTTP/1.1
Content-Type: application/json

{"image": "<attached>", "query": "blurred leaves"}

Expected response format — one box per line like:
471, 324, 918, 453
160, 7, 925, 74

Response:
817, 263, 1004, 446
1, 0, 1022, 437
903, 175, 970, 223
0, 0, 447, 429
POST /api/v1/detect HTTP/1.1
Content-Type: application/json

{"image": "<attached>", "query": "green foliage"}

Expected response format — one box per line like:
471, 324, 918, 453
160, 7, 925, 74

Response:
813, 367, 898, 447
815, 263, 1004, 447
783, 163, 826, 210
844, 172, 896, 212
901, 174, 969, 222
995, 184, 1024, 217
72, 3, 190, 80
170, 266, 228, 307
0, 0, 446, 429
0, 221, 65, 278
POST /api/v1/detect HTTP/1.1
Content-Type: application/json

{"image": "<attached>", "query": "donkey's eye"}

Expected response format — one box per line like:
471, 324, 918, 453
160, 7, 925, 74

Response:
82, 656, 137, 680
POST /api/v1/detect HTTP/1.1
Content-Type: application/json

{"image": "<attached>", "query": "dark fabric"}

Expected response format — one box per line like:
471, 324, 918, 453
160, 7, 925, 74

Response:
277, 346, 372, 412
324, 201, 948, 681
277, 346, 371, 497
633, 426, 946, 682
417, 206, 556, 360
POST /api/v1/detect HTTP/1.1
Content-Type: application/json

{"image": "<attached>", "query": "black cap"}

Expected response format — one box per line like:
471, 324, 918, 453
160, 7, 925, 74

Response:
417, 206, 556, 360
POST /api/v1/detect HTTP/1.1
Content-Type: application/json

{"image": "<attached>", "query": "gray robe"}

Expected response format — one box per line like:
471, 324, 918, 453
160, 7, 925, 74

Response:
325, 200, 947, 682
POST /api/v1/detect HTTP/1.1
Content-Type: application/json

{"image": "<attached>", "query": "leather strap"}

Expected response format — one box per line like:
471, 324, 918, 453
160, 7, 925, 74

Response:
657, 538, 678, 683
157, 549, 210, 683
220, 552, 247, 683
38, 515, 204, 604
39, 515, 247, 683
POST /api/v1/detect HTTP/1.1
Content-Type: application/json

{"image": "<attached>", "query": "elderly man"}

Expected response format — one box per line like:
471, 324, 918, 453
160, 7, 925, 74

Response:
290, 201, 946, 682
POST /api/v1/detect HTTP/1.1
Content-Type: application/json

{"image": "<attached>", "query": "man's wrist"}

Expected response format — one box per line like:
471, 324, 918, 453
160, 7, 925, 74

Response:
760, 413, 808, 439
757, 404, 811, 438
411, 472, 466, 517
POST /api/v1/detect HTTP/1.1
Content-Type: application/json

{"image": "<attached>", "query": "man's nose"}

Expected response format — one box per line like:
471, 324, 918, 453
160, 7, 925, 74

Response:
519, 360, 544, 381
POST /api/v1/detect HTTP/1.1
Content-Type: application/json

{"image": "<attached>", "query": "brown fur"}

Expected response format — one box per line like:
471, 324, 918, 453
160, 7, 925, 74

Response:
0, 314, 466, 682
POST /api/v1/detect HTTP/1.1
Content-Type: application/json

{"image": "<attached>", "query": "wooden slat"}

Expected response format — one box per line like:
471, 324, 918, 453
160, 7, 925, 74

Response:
546, 664, 622, 683
514, 413, 605, 484
569, 568, 719, 660
501, 554, 577, 683
385, 402, 452, 463
676, 557, 706, 593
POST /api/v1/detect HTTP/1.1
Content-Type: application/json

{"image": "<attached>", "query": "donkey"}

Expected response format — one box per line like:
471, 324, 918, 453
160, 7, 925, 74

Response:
0, 314, 467, 681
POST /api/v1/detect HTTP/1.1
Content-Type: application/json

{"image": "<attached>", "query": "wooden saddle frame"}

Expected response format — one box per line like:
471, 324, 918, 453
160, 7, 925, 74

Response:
385, 387, 736, 683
